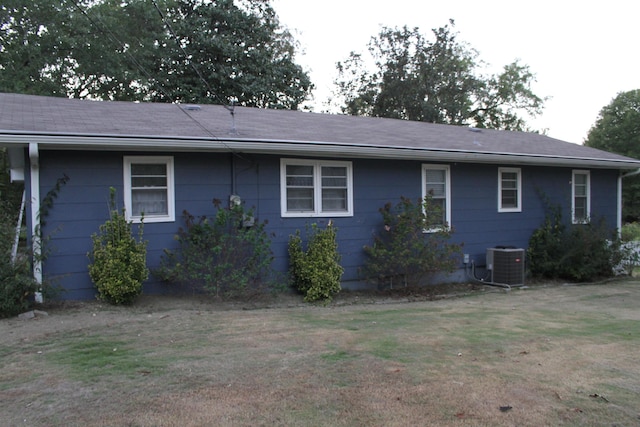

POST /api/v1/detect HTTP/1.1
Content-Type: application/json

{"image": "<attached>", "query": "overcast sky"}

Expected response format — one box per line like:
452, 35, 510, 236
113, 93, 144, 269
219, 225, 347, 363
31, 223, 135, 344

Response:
272, 0, 640, 144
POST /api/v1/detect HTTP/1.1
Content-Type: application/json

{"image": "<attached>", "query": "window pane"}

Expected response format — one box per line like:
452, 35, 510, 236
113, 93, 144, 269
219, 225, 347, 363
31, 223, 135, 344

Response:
287, 176, 313, 187
425, 169, 446, 197
322, 167, 347, 188
132, 176, 167, 187
131, 164, 166, 176
287, 164, 313, 176
427, 198, 446, 226
321, 166, 347, 211
287, 188, 314, 211
322, 177, 347, 187
574, 185, 586, 197
502, 190, 517, 208
574, 197, 587, 220
322, 188, 347, 211
322, 166, 347, 177
132, 189, 168, 216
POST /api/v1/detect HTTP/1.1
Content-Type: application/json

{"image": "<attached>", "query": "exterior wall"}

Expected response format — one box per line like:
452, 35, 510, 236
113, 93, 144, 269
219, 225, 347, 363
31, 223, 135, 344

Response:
37, 149, 621, 299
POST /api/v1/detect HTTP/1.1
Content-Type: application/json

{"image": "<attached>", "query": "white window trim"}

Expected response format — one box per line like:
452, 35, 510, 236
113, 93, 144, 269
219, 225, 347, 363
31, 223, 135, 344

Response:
123, 156, 175, 223
572, 169, 591, 224
498, 167, 522, 213
422, 164, 451, 232
280, 158, 354, 217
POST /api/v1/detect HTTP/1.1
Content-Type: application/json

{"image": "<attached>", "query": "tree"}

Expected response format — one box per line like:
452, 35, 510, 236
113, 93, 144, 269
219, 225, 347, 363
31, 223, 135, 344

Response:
0, 0, 312, 108
585, 89, 640, 221
333, 21, 545, 131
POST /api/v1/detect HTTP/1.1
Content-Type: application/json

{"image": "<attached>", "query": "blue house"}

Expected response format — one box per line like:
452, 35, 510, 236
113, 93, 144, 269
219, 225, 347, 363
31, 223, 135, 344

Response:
2, 93, 639, 299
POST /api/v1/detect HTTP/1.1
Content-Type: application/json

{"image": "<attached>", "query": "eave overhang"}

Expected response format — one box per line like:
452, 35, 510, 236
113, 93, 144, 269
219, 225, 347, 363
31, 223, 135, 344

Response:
1, 131, 640, 170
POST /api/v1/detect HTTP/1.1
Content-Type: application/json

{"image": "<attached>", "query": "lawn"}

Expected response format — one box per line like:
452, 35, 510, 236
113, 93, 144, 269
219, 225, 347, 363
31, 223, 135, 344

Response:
1, 281, 639, 426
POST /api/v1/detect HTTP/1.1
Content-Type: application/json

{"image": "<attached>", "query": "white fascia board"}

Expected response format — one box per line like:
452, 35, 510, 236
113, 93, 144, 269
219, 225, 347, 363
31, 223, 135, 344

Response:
1, 132, 639, 170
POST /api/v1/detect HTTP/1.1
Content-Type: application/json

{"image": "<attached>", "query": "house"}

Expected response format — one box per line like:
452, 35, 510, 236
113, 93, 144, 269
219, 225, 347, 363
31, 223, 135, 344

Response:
1, 92, 639, 300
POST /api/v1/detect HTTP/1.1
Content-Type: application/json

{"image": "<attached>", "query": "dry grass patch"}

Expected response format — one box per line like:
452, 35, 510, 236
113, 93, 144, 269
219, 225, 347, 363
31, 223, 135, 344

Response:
1, 281, 639, 426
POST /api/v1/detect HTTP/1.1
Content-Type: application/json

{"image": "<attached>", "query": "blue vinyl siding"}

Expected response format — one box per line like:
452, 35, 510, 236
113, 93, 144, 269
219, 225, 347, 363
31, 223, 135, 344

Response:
36, 150, 621, 299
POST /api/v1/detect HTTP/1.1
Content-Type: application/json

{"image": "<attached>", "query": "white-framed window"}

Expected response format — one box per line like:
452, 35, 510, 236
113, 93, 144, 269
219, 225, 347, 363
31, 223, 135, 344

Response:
124, 156, 175, 223
498, 167, 522, 212
422, 164, 451, 230
572, 170, 590, 223
280, 158, 353, 217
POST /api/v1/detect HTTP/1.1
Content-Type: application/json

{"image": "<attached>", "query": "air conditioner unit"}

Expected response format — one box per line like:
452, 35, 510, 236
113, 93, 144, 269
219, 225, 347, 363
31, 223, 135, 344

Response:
486, 247, 525, 286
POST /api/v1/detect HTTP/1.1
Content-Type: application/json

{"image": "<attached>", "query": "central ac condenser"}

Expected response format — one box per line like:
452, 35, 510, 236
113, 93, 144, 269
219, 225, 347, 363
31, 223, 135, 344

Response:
486, 247, 525, 286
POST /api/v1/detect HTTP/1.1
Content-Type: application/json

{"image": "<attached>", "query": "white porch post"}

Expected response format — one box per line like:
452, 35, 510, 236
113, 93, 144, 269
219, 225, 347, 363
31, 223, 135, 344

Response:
29, 143, 43, 303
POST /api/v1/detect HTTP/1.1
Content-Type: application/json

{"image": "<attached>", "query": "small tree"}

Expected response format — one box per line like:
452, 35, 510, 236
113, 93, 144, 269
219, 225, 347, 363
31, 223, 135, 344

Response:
155, 200, 275, 297
88, 188, 148, 305
288, 222, 343, 302
363, 196, 463, 288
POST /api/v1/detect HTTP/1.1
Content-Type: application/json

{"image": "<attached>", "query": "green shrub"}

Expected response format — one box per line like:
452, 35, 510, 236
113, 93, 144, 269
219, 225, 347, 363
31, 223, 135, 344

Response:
88, 188, 148, 305
0, 260, 40, 317
621, 222, 640, 242
155, 200, 275, 297
288, 222, 343, 302
362, 196, 463, 288
528, 203, 622, 281
0, 199, 40, 317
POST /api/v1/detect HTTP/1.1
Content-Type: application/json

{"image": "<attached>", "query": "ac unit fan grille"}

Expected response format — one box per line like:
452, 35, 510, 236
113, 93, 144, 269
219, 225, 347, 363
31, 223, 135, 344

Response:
486, 247, 525, 286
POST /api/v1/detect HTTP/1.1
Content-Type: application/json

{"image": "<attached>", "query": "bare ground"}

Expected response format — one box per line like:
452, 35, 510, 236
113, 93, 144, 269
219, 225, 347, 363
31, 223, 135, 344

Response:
1, 280, 639, 426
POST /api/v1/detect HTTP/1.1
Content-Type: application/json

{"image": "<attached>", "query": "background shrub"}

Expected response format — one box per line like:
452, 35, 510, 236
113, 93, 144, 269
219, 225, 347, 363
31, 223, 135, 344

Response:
528, 203, 622, 281
88, 188, 148, 305
155, 200, 275, 297
621, 222, 640, 242
362, 196, 463, 288
288, 222, 343, 302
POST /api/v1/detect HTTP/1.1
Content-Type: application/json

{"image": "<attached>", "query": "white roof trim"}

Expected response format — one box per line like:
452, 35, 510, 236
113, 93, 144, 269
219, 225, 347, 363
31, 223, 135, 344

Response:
1, 131, 640, 170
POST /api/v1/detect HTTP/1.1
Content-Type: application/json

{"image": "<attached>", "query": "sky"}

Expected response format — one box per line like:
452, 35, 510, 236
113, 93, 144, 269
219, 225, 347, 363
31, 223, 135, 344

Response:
271, 0, 640, 144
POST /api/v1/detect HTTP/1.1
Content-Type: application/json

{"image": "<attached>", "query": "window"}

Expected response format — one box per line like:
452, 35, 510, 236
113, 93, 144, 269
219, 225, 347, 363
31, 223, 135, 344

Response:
498, 168, 522, 212
422, 164, 451, 229
572, 170, 590, 223
124, 156, 175, 223
281, 159, 353, 217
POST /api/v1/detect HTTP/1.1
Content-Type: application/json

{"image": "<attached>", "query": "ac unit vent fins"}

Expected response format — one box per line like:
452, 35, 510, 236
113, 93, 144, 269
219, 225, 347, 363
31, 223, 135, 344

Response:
486, 247, 525, 286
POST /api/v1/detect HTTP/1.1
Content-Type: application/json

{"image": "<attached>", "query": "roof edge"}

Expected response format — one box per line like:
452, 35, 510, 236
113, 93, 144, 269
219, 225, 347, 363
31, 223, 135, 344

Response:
1, 131, 639, 170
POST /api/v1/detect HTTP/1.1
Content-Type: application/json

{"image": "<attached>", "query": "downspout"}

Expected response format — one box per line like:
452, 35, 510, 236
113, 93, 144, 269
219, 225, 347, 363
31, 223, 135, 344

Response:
29, 143, 43, 303
619, 168, 640, 233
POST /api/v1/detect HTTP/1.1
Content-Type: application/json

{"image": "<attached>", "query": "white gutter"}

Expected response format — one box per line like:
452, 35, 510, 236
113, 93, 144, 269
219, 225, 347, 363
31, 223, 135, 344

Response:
2, 132, 640, 170
29, 143, 43, 303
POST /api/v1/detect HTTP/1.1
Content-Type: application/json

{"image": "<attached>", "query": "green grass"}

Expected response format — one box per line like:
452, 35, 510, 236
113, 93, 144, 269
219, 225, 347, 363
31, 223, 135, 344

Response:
45, 334, 165, 381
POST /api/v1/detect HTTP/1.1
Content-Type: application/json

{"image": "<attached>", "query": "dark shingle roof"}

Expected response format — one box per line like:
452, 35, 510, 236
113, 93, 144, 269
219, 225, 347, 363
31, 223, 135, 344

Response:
1, 92, 638, 169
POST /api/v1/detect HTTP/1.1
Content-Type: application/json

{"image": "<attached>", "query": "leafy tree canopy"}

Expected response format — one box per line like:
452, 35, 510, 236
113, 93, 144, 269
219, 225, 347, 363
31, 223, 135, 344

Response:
585, 89, 640, 221
0, 0, 312, 108
333, 21, 546, 131
585, 89, 640, 158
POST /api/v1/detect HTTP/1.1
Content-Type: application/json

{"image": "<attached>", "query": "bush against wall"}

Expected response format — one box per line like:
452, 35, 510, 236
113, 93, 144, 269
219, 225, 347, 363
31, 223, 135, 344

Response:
528, 203, 623, 282
288, 222, 343, 303
0, 200, 39, 317
0, 173, 68, 317
88, 188, 148, 305
155, 200, 275, 297
362, 196, 463, 288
